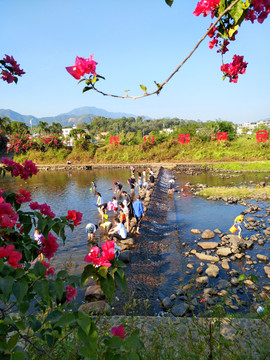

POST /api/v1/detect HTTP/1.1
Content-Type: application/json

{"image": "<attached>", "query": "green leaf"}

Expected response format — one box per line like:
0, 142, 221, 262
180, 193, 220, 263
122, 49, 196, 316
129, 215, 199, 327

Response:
229, 0, 244, 24
76, 311, 92, 335
45, 310, 63, 325
54, 278, 64, 300
13, 280, 28, 302
98, 266, 108, 279
125, 330, 142, 351
7, 333, 19, 350
140, 84, 147, 93
30, 319, 42, 332
165, 0, 174, 7
34, 280, 50, 302
0, 276, 14, 299
17, 301, 29, 314
238, 274, 246, 283
99, 273, 115, 302
77, 325, 98, 353
115, 268, 127, 294
55, 312, 76, 327
81, 264, 96, 287
83, 86, 93, 93
104, 336, 123, 349
33, 261, 47, 278
11, 351, 25, 360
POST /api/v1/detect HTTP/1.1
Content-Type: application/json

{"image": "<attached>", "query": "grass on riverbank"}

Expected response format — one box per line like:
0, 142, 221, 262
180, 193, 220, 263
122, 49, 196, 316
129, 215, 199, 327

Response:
211, 161, 270, 171
13, 136, 270, 165
199, 185, 270, 200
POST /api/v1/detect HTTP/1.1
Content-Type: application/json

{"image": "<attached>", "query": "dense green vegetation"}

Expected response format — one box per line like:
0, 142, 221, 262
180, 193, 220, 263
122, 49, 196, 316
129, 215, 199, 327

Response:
13, 136, 270, 165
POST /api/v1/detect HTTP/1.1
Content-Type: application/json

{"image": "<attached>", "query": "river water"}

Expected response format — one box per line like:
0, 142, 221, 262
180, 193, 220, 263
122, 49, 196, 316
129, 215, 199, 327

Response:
1, 168, 270, 315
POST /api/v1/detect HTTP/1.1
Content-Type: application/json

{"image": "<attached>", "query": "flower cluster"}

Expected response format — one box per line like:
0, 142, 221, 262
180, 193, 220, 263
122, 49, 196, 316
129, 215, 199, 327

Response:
66, 54, 97, 80
0, 201, 19, 228
1, 158, 39, 180
0, 54, 25, 84
66, 210, 83, 226
111, 324, 128, 339
41, 232, 59, 260
246, 0, 270, 24
7, 134, 64, 154
0, 244, 22, 268
84, 240, 115, 268
42, 260, 55, 277
221, 55, 248, 83
193, 0, 221, 17
30, 201, 56, 218
15, 189, 32, 204
65, 285, 77, 303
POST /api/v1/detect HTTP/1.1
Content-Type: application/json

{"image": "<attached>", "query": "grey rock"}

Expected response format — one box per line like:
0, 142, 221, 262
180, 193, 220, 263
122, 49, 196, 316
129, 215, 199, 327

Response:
85, 284, 105, 301
162, 297, 172, 310
230, 277, 239, 286
171, 302, 189, 317
119, 250, 130, 263
264, 266, 270, 278
221, 259, 230, 271
196, 276, 209, 285
198, 241, 219, 250
190, 229, 201, 234
79, 301, 111, 315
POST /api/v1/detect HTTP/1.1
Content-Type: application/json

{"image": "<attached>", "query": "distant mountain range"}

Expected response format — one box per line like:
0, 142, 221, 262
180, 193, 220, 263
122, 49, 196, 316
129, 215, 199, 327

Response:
0, 107, 141, 127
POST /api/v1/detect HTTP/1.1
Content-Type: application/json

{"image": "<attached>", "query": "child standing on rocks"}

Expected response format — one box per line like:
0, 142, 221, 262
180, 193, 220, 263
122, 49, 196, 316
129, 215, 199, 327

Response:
234, 212, 247, 238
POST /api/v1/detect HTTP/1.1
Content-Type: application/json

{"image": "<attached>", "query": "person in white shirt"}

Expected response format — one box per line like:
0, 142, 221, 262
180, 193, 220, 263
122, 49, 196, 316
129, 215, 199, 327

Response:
108, 218, 127, 240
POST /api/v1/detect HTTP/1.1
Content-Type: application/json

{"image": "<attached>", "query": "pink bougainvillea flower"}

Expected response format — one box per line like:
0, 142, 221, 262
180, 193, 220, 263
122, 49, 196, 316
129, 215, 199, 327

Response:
0, 202, 19, 228
1, 70, 15, 84
101, 240, 115, 261
1, 158, 38, 180
193, 0, 221, 17
66, 54, 97, 79
29, 202, 55, 218
42, 261, 55, 277
41, 232, 59, 260
0, 245, 22, 268
65, 285, 77, 303
8, 250, 22, 268
111, 324, 128, 339
84, 246, 112, 268
66, 210, 83, 226
15, 189, 32, 204
221, 54, 248, 83
65, 66, 83, 80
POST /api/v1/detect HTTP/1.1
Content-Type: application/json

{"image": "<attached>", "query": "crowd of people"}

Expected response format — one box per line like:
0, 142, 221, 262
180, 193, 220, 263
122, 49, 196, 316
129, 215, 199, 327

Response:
85, 167, 156, 253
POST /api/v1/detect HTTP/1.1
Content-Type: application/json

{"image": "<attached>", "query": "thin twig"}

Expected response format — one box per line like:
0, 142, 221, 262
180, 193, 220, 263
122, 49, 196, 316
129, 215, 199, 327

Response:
91, 0, 242, 99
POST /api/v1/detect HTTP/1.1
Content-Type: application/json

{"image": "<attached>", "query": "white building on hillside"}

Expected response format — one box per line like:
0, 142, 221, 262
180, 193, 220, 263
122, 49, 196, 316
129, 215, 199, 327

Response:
62, 125, 77, 138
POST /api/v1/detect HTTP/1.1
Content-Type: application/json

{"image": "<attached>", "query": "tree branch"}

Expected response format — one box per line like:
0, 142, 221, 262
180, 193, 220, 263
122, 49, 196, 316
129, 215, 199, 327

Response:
91, 0, 242, 99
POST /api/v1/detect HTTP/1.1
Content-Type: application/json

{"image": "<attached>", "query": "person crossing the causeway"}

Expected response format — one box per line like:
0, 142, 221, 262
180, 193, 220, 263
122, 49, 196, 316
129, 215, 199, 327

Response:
234, 212, 247, 238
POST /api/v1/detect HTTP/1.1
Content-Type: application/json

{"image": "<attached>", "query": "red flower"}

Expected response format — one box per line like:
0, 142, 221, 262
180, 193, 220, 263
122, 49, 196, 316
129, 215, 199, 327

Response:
41, 232, 59, 259
41, 261, 55, 277
66, 210, 83, 226
65, 285, 77, 303
200, 298, 206, 303
0, 245, 22, 268
193, 0, 221, 18
29, 202, 55, 218
84, 246, 112, 268
0, 202, 18, 228
66, 54, 97, 79
221, 55, 248, 83
101, 240, 115, 261
111, 325, 128, 339
15, 189, 32, 204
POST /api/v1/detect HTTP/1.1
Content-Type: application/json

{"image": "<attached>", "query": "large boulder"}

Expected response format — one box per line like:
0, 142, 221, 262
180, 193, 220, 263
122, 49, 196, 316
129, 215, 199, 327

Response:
171, 302, 189, 317
79, 300, 111, 315
84, 284, 105, 301
229, 235, 246, 253
201, 229, 216, 240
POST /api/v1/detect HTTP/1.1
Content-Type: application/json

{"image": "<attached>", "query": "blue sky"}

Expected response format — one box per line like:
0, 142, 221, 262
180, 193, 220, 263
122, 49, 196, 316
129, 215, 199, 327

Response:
1, 0, 269, 124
